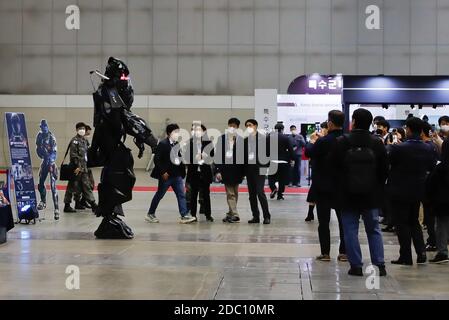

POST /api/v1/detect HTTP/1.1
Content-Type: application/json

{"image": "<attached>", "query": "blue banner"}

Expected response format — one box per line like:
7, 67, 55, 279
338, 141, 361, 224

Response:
4, 112, 38, 222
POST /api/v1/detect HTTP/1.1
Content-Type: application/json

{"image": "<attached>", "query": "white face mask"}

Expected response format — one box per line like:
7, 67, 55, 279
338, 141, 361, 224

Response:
227, 127, 236, 134
77, 129, 86, 137
441, 125, 449, 133
291, 130, 297, 135
246, 127, 255, 135
194, 131, 203, 138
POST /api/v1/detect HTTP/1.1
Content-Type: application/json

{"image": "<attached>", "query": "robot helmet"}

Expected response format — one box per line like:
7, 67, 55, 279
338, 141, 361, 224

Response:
104, 57, 134, 109
40, 119, 49, 134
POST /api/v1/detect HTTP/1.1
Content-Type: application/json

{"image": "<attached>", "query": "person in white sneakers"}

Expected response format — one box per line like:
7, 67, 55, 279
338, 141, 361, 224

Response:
146, 124, 196, 224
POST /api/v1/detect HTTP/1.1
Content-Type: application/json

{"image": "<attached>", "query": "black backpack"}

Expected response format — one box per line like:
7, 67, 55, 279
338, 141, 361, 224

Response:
343, 135, 377, 195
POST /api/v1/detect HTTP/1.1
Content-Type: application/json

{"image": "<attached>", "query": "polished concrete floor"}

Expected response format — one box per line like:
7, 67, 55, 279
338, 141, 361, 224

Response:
1, 170, 449, 300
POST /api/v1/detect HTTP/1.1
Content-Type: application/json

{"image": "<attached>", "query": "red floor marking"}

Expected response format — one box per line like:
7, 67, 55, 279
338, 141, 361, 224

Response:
43, 185, 310, 194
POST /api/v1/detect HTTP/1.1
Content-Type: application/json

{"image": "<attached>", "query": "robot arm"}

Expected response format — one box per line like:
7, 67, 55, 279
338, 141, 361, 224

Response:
121, 109, 158, 158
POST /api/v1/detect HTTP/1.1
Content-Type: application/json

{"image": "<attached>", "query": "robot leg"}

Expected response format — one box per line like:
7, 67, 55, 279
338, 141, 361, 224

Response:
37, 163, 49, 210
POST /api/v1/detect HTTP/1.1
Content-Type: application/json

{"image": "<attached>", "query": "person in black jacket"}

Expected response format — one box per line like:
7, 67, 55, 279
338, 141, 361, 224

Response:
421, 122, 440, 252
387, 117, 438, 265
244, 119, 271, 224
268, 123, 295, 200
427, 139, 449, 263
305, 110, 346, 262
331, 108, 388, 276
146, 124, 196, 224
186, 124, 214, 222
214, 118, 245, 223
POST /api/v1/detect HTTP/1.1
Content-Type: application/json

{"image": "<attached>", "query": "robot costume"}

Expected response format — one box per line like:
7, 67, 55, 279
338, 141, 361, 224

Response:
89, 57, 158, 239
36, 120, 59, 220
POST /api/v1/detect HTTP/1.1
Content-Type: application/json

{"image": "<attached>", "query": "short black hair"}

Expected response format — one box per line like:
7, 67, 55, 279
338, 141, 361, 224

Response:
373, 116, 385, 123
320, 121, 328, 129
377, 119, 390, 131
245, 119, 258, 127
76, 122, 86, 130
422, 121, 432, 138
228, 117, 240, 127
328, 110, 345, 128
438, 116, 449, 126
166, 123, 180, 135
405, 117, 424, 136
86, 125, 92, 131
290, 125, 297, 130
352, 108, 373, 130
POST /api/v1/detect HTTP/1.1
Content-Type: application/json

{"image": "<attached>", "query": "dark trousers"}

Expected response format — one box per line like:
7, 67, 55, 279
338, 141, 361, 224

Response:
290, 154, 301, 185
391, 200, 426, 262
423, 202, 436, 246
189, 178, 211, 218
316, 200, 345, 255
268, 163, 289, 197
247, 173, 270, 220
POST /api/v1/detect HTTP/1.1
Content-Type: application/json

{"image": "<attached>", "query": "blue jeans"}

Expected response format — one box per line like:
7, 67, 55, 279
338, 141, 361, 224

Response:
148, 176, 187, 217
341, 208, 385, 268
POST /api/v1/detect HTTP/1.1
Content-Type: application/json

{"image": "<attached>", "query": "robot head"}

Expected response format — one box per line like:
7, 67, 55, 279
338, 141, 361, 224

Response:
104, 57, 134, 109
40, 119, 49, 134
10, 113, 21, 135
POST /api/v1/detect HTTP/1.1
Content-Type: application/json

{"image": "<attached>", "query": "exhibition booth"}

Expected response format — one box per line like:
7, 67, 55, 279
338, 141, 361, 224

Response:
255, 74, 449, 138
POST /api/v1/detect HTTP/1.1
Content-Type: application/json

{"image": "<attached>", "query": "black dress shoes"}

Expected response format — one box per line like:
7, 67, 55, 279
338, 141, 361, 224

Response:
391, 259, 413, 266
348, 267, 363, 276
263, 218, 271, 225
417, 253, 427, 264
248, 218, 260, 224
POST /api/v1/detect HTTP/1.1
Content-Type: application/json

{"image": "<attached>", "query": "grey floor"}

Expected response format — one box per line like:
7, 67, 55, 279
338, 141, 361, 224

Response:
1, 170, 448, 300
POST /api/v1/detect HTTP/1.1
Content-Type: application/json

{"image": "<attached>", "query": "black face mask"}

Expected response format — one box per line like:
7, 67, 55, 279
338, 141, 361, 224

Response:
376, 129, 384, 135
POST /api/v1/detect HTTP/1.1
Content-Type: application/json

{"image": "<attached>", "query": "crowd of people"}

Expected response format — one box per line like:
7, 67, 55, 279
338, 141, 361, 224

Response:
57, 110, 449, 276
304, 109, 449, 276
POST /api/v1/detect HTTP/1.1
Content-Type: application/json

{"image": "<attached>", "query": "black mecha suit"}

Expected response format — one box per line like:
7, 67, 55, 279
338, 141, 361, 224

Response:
88, 57, 158, 239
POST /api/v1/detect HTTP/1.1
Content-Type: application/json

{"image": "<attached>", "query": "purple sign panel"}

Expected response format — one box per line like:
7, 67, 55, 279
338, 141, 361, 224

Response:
287, 74, 343, 95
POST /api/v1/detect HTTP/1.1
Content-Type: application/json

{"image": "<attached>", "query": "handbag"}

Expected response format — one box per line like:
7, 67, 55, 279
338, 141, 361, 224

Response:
59, 143, 76, 181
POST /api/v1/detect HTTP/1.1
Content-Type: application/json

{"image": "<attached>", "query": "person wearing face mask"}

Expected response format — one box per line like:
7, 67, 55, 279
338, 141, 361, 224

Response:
214, 118, 245, 223
147, 124, 196, 224
63, 122, 98, 213
244, 119, 271, 224
75, 125, 96, 210
288, 125, 306, 188
185, 124, 214, 222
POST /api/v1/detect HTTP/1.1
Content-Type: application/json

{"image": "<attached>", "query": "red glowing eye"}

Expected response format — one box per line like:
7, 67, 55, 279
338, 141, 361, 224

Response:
120, 73, 129, 80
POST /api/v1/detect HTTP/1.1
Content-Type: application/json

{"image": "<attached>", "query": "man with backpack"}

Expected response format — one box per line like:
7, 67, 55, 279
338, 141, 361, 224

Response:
331, 108, 389, 276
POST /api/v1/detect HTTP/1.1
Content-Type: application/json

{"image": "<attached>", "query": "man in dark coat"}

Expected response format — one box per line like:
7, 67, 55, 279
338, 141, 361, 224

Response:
268, 123, 295, 200
244, 119, 271, 224
214, 118, 245, 223
147, 124, 196, 224
387, 117, 438, 265
331, 108, 388, 276
305, 110, 346, 262
427, 139, 449, 264
186, 124, 214, 222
